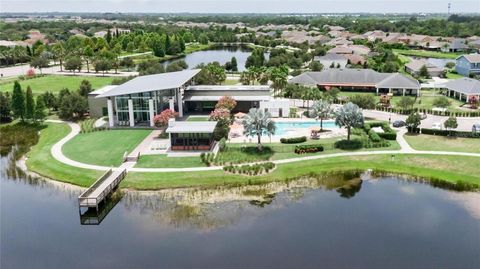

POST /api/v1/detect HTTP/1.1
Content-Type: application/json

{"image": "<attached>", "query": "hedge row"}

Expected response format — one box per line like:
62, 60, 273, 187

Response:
223, 162, 275, 175
421, 128, 480, 138
368, 129, 381, 142
375, 106, 480, 117
280, 136, 307, 144
294, 144, 324, 154
334, 139, 363, 150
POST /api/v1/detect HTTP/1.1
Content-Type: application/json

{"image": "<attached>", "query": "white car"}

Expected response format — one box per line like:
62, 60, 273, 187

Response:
431, 122, 442, 130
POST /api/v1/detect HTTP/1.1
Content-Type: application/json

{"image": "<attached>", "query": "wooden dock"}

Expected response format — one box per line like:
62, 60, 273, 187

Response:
78, 168, 127, 211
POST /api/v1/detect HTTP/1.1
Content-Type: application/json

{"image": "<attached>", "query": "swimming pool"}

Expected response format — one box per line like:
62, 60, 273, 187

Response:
274, 121, 338, 136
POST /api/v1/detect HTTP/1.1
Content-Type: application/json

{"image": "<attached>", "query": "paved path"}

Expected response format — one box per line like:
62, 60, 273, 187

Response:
47, 120, 480, 174
0, 63, 138, 78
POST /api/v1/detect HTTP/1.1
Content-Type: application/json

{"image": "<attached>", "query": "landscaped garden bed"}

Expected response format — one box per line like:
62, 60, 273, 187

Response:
223, 162, 276, 176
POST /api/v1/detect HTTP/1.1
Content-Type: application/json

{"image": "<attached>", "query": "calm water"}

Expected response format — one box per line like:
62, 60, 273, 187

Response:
1, 148, 480, 269
164, 45, 268, 72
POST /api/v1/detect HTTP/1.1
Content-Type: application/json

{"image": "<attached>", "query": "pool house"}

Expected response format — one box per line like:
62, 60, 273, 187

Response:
166, 119, 218, 151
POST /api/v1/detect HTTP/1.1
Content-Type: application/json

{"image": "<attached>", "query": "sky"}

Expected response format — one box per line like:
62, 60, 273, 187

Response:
1, 0, 480, 14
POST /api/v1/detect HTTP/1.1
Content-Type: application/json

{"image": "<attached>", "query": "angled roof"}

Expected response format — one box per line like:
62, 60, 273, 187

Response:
290, 69, 420, 89
449, 39, 469, 50
97, 69, 201, 98
375, 73, 421, 89
441, 78, 480, 95
458, 54, 480, 63
166, 121, 218, 133
327, 46, 353, 54
89, 85, 117, 96
315, 53, 347, 61
405, 59, 444, 72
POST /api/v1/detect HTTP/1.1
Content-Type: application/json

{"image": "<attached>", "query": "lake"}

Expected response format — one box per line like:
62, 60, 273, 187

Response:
1, 146, 479, 269
163, 45, 268, 72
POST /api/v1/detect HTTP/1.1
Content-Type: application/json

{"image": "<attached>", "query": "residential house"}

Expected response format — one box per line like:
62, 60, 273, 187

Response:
327, 46, 353, 54
314, 53, 348, 69
441, 39, 469, 53
290, 69, 421, 96
440, 77, 480, 101
455, 54, 480, 76
405, 59, 444, 77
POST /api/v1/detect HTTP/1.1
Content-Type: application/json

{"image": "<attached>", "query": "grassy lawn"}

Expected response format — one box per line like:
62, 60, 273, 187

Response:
445, 72, 464, 79
184, 43, 212, 54
404, 134, 480, 153
135, 154, 205, 168
25, 123, 102, 187
123, 154, 480, 190
63, 129, 152, 166
222, 79, 240, 85
0, 75, 114, 95
392, 49, 462, 59
186, 116, 210, 121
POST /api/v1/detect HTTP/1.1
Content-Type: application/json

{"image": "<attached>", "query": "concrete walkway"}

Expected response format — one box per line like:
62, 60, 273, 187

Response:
47, 120, 480, 174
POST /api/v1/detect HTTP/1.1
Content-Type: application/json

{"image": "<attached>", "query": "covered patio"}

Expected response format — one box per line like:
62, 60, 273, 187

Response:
166, 120, 218, 151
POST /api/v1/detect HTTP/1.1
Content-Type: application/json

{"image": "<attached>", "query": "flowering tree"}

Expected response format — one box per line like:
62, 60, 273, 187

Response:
468, 96, 478, 109
209, 108, 231, 126
215, 96, 237, 111
26, 69, 35, 77
153, 109, 177, 127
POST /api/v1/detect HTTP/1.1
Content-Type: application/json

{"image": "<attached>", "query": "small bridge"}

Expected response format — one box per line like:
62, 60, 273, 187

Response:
78, 168, 127, 211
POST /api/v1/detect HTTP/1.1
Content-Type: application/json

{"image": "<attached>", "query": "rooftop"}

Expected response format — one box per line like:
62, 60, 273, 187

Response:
96, 69, 201, 98
184, 85, 272, 101
89, 85, 117, 96
441, 77, 480, 95
458, 54, 480, 63
290, 69, 420, 89
166, 120, 218, 134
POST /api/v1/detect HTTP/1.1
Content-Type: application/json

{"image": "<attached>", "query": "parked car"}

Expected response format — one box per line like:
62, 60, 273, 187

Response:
432, 122, 442, 130
392, 120, 406, 127
473, 124, 480, 133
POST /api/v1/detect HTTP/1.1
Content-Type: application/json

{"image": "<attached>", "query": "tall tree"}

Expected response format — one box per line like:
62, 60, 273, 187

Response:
11, 81, 25, 121
64, 56, 82, 74
78, 80, 93, 97
83, 45, 94, 73
310, 99, 333, 131
52, 42, 66, 72
25, 86, 35, 120
268, 66, 288, 97
30, 56, 49, 75
335, 102, 364, 141
34, 95, 47, 122
242, 108, 276, 151
230, 57, 238, 72
0, 92, 12, 122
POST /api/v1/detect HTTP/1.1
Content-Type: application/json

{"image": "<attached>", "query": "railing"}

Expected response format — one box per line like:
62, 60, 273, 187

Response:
78, 168, 127, 209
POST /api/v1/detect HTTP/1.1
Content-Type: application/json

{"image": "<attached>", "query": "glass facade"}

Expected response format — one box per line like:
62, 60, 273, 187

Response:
114, 90, 177, 126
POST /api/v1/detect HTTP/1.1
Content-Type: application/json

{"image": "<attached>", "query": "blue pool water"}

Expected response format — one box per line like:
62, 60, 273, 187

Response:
275, 121, 338, 136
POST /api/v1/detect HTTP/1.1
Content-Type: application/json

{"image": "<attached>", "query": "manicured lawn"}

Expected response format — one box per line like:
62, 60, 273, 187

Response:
123, 154, 480, 190
63, 129, 152, 166
186, 116, 210, 121
392, 49, 462, 59
222, 79, 240, 85
445, 72, 464, 79
135, 154, 205, 168
25, 123, 102, 187
404, 134, 480, 153
0, 75, 114, 95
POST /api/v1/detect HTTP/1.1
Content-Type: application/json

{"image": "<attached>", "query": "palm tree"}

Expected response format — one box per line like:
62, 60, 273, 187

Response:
268, 66, 288, 97
335, 102, 364, 141
242, 108, 276, 151
310, 99, 333, 131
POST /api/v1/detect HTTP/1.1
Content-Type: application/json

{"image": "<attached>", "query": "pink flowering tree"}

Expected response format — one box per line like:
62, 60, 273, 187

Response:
468, 96, 478, 109
153, 109, 178, 127
26, 69, 35, 77
215, 96, 237, 111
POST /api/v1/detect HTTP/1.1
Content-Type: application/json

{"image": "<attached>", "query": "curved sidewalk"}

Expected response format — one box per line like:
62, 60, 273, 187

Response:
48, 120, 480, 173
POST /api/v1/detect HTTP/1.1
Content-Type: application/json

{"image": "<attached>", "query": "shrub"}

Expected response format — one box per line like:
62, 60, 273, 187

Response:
334, 139, 363, 150
218, 138, 227, 152
294, 144, 324, 154
378, 132, 397, 140
223, 162, 276, 175
368, 129, 381, 142
280, 136, 307, 144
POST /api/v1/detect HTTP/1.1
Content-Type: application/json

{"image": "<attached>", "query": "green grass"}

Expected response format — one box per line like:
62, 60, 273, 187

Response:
62, 129, 152, 166
135, 154, 205, 168
445, 72, 464, 79
186, 116, 210, 122
0, 75, 114, 95
123, 154, 480, 190
25, 123, 102, 186
404, 134, 480, 153
392, 49, 462, 59
222, 79, 240, 85
184, 43, 213, 54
